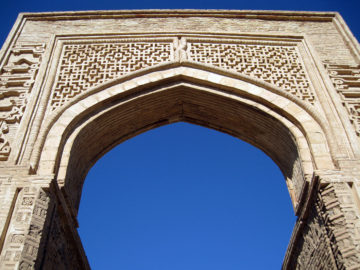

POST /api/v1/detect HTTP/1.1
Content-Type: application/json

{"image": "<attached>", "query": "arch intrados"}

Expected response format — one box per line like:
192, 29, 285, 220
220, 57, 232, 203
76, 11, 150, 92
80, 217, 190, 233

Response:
60, 81, 298, 173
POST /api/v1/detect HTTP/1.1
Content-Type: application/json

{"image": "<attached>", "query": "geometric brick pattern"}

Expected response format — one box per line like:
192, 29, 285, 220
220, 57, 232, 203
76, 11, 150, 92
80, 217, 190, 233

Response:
0, 187, 52, 269
50, 39, 317, 111
50, 42, 173, 109
188, 42, 315, 104
319, 182, 360, 269
325, 63, 360, 136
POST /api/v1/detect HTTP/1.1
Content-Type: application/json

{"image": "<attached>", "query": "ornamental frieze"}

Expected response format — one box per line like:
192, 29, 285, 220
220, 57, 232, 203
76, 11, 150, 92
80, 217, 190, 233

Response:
49, 36, 315, 111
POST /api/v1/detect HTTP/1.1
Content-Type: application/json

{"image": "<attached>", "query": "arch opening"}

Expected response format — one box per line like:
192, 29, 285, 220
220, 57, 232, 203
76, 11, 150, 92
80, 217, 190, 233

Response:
77, 122, 297, 269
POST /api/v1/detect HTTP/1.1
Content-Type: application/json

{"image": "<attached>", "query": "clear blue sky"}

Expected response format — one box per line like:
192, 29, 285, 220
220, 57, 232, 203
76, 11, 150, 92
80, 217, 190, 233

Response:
1, 1, 359, 269
80, 123, 294, 269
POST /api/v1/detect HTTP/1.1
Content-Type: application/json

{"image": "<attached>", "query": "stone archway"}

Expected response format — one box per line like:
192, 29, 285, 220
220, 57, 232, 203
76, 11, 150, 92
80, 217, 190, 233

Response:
39, 66, 323, 203
0, 10, 359, 269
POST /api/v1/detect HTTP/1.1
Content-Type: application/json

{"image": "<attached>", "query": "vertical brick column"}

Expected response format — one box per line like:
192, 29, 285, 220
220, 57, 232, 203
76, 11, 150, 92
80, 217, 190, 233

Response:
0, 186, 53, 269
283, 172, 360, 269
0, 182, 89, 269
0, 177, 17, 250
319, 180, 360, 269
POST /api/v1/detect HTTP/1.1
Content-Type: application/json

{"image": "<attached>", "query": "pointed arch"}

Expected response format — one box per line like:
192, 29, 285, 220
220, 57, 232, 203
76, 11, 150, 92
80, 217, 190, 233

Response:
32, 65, 336, 214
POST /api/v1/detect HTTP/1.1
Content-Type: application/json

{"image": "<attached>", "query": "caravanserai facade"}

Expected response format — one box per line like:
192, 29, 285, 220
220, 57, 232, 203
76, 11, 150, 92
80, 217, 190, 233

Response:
0, 10, 360, 269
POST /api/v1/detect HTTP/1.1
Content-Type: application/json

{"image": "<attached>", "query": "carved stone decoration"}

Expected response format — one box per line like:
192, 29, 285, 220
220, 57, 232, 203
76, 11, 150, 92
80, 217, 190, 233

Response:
0, 187, 52, 269
174, 37, 188, 62
49, 37, 316, 111
325, 63, 360, 136
50, 41, 174, 109
187, 41, 315, 104
0, 43, 45, 160
0, 121, 10, 160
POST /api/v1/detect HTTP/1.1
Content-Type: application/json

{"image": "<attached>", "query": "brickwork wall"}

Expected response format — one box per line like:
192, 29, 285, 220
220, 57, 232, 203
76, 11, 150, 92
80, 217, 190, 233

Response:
284, 176, 360, 269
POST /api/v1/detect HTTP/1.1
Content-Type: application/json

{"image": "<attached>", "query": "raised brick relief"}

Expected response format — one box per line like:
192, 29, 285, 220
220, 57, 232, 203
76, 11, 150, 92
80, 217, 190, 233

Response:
50, 41, 174, 109
325, 63, 360, 136
319, 182, 360, 269
49, 37, 316, 111
187, 41, 315, 104
0, 43, 45, 161
288, 180, 360, 269
0, 187, 52, 269
289, 202, 337, 270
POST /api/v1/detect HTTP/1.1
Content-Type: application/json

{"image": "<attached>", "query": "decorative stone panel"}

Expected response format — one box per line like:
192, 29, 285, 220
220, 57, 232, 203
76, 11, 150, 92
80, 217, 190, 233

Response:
50, 40, 174, 109
187, 40, 315, 104
325, 63, 360, 136
49, 36, 315, 111
0, 187, 53, 269
0, 43, 45, 160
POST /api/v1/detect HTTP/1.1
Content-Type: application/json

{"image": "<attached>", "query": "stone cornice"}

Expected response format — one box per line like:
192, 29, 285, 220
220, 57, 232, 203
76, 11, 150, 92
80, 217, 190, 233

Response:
17, 10, 337, 21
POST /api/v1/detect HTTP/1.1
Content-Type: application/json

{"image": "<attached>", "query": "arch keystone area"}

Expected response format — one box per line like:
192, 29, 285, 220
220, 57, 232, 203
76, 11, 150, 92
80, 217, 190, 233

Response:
0, 10, 360, 269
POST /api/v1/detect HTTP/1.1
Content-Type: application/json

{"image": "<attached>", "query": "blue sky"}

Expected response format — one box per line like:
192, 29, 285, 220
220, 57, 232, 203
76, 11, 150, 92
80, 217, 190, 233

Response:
1, 1, 359, 269
0, 0, 360, 44
80, 123, 293, 269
